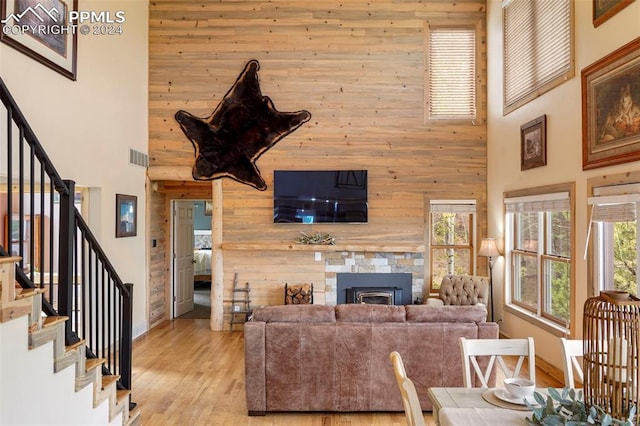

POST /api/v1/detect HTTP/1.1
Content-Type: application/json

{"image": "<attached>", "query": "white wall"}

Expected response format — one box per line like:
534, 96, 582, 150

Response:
0, 0, 149, 336
1, 316, 121, 425
486, 0, 640, 369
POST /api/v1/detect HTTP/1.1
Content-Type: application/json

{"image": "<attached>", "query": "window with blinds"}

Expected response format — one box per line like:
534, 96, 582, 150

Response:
502, 0, 574, 114
504, 187, 573, 328
587, 190, 640, 296
425, 22, 478, 122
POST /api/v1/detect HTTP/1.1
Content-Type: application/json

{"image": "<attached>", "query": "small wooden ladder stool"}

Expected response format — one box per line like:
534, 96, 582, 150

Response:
229, 273, 251, 331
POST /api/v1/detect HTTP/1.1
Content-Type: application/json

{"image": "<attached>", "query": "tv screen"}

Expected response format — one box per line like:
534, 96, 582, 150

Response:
273, 170, 368, 223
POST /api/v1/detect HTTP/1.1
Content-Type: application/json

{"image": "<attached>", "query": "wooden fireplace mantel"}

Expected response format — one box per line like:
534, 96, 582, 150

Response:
220, 241, 425, 253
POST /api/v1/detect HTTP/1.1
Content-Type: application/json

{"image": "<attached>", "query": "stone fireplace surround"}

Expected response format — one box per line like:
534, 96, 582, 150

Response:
324, 251, 424, 305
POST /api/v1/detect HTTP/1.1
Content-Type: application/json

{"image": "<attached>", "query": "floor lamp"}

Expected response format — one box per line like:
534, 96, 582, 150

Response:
478, 238, 501, 322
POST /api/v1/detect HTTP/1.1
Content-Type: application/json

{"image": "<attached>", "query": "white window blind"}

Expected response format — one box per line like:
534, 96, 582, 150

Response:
427, 25, 476, 120
430, 200, 476, 214
583, 193, 640, 258
588, 194, 640, 223
505, 192, 570, 213
503, 0, 573, 113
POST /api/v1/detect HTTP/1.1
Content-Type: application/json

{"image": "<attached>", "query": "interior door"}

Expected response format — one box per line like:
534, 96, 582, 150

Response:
174, 200, 195, 317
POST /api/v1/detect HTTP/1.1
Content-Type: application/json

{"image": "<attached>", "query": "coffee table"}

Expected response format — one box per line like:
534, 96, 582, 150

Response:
428, 387, 548, 426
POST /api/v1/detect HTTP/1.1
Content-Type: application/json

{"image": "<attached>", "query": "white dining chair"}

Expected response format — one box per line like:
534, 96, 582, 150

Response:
459, 337, 536, 388
389, 351, 425, 426
560, 337, 584, 387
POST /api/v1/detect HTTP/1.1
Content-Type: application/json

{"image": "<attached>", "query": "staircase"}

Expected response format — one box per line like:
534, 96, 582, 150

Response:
0, 78, 139, 423
0, 256, 140, 425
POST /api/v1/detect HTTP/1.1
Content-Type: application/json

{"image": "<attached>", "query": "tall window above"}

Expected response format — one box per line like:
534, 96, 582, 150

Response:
428, 200, 476, 292
504, 187, 573, 330
502, 0, 574, 114
425, 21, 479, 122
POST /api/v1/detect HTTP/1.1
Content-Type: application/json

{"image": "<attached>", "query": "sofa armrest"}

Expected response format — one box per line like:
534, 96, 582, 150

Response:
477, 321, 499, 339
244, 321, 266, 415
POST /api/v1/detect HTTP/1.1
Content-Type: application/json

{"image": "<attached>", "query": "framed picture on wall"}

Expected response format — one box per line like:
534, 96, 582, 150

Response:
116, 194, 137, 238
0, 0, 78, 80
593, 0, 635, 27
520, 115, 547, 171
582, 37, 640, 170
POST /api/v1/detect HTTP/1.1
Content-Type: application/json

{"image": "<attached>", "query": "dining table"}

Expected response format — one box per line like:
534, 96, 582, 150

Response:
428, 386, 551, 426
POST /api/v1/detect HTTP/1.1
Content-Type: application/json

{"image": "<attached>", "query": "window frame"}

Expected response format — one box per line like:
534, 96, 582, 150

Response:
502, 0, 575, 114
424, 19, 483, 125
588, 185, 640, 297
504, 183, 575, 336
427, 199, 477, 294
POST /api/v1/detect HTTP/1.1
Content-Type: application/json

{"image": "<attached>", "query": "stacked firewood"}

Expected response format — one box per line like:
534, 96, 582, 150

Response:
284, 283, 313, 304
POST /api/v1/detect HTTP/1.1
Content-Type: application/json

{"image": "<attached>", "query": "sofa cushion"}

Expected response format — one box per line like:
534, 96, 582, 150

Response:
405, 304, 487, 323
252, 305, 336, 323
335, 304, 406, 322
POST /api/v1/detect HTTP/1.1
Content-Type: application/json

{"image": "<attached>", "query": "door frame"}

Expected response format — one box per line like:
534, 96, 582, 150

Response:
170, 199, 196, 318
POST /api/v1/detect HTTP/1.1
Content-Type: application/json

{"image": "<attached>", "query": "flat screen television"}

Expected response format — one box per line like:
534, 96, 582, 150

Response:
273, 170, 368, 223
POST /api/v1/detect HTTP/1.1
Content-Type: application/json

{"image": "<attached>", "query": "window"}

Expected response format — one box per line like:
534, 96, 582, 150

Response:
588, 186, 640, 296
425, 20, 480, 122
505, 188, 572, 328
502, 0, 574, 114
428, 200, 476, 292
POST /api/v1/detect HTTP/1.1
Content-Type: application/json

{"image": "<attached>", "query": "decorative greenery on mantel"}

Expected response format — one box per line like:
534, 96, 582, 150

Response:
295, 232, 335, 245
525, 388, 635, 426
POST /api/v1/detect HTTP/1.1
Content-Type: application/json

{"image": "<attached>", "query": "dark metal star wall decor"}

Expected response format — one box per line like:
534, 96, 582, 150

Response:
175, 59, 312, 191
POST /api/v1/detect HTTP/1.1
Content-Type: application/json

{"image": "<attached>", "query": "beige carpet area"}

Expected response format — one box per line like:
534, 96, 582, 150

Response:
177, 282, 211, 319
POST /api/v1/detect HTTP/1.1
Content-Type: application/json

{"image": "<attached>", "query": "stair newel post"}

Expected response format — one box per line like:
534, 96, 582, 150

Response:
59, 179, 79, 345
122, 282, 135, 409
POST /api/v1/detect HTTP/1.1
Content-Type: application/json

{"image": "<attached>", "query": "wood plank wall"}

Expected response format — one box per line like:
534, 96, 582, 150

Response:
148, 0, 488, 330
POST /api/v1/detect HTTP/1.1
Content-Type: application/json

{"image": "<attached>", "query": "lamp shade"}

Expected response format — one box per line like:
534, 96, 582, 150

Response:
478, 238, 501, 258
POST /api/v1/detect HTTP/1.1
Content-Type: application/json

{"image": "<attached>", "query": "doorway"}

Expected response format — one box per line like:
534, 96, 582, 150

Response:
172, 199, 212, 319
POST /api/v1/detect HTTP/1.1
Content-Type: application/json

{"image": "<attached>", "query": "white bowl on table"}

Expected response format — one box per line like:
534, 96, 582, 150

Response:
503, 378, 535, 400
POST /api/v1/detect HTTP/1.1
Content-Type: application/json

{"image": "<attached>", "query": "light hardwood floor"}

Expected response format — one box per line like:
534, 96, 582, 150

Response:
131, 319, 562, 425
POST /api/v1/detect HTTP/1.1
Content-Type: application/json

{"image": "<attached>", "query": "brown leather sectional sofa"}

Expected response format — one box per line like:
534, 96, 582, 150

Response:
244, 303, 498, 415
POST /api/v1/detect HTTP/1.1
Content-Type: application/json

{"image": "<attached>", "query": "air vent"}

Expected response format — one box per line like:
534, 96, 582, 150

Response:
129, 148, 149, 168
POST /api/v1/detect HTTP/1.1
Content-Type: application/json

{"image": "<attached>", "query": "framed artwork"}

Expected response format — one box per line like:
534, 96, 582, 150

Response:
593, 0, 635, 27
116, 194, 137, 238
520, 115, 547, 171
0, 0, 78, 80
204, 201, 212, 216
582, 37, 640, 170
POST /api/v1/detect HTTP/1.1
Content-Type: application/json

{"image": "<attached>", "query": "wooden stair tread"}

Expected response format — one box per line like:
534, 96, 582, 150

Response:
15, 287, 46, 299
101, 374, 121, 389
66, 339, 85, 352
126, 405, 142, 426
0, 256, 22, 264
42, 316, 69, 328
85, 358, 106, 372
116, 389, 131, 400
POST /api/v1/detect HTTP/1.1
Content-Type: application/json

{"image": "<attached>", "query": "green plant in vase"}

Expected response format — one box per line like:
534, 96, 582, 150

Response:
525, 388, 635, 426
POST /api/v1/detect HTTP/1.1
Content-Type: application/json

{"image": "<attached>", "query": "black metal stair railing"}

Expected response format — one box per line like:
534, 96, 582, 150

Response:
0, 77, 134, 406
